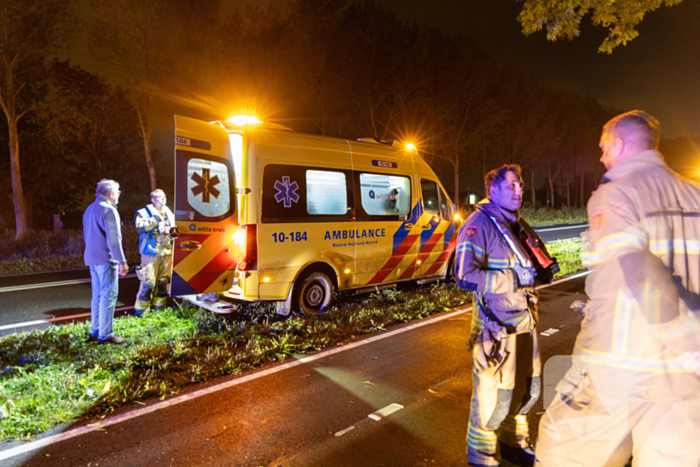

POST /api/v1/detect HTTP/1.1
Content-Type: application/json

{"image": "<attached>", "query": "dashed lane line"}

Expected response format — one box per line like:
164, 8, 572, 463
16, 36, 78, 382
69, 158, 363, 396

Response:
368, 403, 404, 421
334, 403, 405, 437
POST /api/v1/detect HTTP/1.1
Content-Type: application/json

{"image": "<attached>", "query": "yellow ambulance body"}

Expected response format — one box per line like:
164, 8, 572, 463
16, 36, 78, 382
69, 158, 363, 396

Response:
171, 115, 458, 314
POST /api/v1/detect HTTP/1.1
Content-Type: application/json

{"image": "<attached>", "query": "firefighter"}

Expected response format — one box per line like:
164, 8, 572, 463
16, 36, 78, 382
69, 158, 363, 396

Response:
133, 189, 176, 315
535, 111, 700, 466
454, 164, 541, 467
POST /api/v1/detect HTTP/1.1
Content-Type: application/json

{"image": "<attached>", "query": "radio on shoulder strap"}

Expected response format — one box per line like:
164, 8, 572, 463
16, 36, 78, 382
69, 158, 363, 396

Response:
517, 218, 560, 284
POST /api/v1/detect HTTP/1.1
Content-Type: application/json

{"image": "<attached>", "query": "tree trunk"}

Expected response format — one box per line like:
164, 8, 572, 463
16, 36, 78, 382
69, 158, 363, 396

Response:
454, 159, 459, 212
548, 165, 555, 209
8, 120, 27, 237
546, 162, 561, 209
143, 138, 157, 191
530, 168, 536, 209
136, 106, 157, 191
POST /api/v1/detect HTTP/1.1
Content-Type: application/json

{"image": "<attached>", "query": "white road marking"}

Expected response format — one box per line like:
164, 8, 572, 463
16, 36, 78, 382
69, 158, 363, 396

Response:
0, 271, 588, 461
535, 224, 587, 233
0, 274, 137, 293
540, 328, 559, 337
334, 425, 355, 437
368, 403, 403, 421
537, 270, 590, 290
0, 306, 135, 331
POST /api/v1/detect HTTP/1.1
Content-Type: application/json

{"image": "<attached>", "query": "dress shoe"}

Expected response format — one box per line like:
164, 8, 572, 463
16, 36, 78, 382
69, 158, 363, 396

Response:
99, 335, 127, 345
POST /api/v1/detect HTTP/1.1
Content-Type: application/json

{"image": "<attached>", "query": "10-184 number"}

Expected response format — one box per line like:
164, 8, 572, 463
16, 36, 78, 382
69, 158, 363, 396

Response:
272, 232, 308, 243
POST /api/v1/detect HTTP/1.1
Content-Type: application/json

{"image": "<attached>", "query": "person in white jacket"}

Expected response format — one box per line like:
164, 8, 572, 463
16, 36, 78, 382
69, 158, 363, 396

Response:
536, 110, 700, 466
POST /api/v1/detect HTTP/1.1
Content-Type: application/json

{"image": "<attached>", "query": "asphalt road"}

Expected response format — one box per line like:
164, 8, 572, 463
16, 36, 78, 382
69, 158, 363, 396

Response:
0, 273, 141, 336
0, 223, 586, 334
0, 274, 588, 467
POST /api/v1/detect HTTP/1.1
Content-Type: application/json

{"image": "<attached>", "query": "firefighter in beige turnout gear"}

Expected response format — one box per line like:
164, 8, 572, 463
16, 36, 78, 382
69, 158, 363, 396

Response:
536, 111, 700, 466
134, 189, 176, 316
455, 165, 541, 467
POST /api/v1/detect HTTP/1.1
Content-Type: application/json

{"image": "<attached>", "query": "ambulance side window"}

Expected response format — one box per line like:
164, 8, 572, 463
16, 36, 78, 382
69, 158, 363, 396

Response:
306, 170, 347, 215
421, 180, 440, 216
357, 173, 411, 220
262, 164, 353, 223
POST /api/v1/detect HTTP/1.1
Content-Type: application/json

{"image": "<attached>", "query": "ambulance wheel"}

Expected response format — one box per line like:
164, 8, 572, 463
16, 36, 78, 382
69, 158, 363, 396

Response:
295, 271, 333, 314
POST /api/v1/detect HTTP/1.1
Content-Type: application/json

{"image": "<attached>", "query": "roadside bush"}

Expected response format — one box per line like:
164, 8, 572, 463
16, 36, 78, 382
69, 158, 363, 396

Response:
520, 206, 587, 226
0, 227, 140, 275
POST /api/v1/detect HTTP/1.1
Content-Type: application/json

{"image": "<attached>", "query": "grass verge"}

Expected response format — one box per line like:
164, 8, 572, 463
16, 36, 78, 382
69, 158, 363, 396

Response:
0, 283, 470, 440
547, 239, 583, 278
0, 239, 583, 441
520, 207, 587, 226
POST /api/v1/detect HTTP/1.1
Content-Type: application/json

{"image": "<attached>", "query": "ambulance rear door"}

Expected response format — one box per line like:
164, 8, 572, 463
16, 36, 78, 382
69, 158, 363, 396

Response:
171, 115, 238, 296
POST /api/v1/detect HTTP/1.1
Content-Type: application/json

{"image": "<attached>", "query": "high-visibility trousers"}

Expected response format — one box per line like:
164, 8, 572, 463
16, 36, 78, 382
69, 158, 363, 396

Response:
134, 254, 172, 313
467, 329, 542, 466
535, 362, 700, 467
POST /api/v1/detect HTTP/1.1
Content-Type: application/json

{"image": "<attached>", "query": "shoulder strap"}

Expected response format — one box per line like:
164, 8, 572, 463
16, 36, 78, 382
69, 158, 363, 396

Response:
476, 205, 531, 268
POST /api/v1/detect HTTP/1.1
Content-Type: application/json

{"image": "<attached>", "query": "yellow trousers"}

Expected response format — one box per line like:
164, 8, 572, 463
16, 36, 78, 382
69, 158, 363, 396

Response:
134, 254, 172, 313
468, 327, 541, 466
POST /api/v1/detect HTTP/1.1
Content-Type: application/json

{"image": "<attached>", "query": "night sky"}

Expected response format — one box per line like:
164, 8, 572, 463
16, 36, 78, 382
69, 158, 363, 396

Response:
221, 0, 700, 138
376, 0, 700, 138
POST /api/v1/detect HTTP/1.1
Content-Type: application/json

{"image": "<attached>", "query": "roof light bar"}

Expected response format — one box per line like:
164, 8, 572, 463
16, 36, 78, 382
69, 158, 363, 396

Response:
226, 115, 262, 126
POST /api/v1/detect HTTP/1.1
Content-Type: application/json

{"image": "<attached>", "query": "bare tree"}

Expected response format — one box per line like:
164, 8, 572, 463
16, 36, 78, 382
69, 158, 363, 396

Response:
89, 0, 190, 190
0, 0, 69, 236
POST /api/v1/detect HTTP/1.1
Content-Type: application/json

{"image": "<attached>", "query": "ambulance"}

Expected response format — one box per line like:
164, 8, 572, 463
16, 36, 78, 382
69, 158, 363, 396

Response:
171, 115, 458, 314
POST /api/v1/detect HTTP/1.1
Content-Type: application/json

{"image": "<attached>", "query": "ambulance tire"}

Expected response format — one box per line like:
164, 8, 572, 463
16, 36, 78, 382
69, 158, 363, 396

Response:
295, 271, 333, 314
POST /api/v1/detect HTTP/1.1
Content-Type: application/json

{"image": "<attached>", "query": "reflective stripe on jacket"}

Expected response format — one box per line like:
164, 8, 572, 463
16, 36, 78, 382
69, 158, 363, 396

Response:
454, 199, 538, 335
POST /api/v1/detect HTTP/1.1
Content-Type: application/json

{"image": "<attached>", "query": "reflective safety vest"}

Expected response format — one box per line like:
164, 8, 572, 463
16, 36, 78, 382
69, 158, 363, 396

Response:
135, 204, 175, 256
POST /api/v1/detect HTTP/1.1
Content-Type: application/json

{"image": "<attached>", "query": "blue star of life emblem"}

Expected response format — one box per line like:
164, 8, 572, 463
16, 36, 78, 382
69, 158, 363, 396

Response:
274, 176, 300, 208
